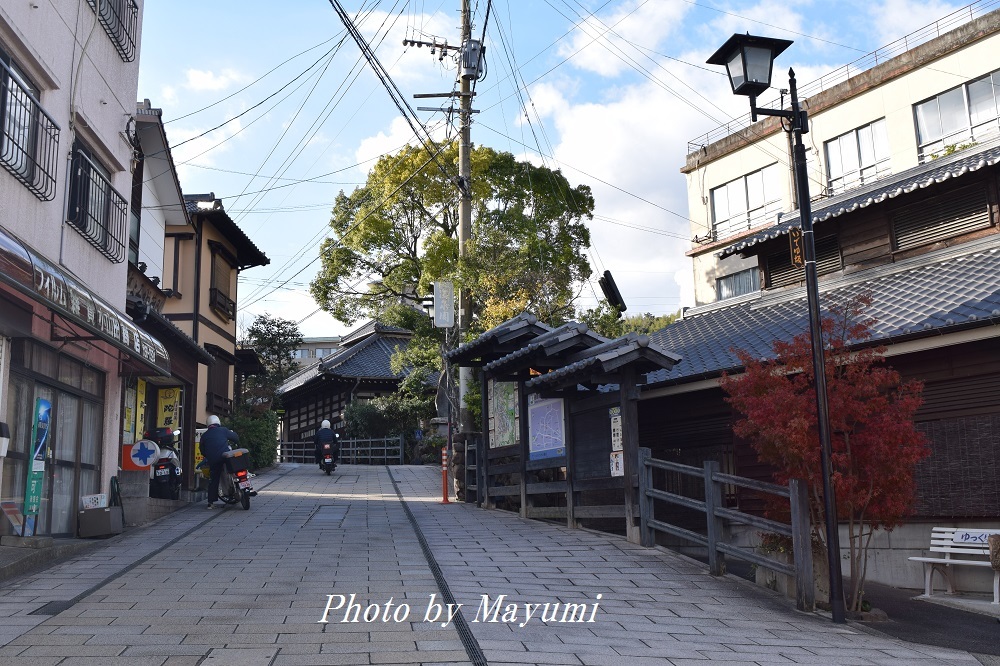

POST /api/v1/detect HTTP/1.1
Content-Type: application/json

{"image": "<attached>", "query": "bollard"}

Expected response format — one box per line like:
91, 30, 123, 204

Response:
441, 447, 450, 504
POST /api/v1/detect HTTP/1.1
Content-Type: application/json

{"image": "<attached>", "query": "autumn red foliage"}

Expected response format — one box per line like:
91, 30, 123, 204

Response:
719, 294, 930, 612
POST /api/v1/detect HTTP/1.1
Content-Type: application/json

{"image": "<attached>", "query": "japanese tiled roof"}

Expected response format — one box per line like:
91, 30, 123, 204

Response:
719, 139, 1000, 258
482, 321, 607, 374
339, 320, 411, 347
276, 322, 412, 395
646, 239, 1000, 386
183, 193, 268, 269
525, 333, 682, 390
445, 312, 554, 364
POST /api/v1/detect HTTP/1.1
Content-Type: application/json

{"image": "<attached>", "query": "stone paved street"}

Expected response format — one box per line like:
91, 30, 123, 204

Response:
0, 464, 984, 665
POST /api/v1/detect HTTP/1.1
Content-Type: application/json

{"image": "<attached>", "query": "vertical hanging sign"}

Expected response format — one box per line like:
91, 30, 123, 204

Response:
789, 227, 805, 268
22, 398, 51, 537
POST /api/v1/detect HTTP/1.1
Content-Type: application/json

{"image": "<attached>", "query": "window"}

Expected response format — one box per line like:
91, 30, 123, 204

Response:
915, 70, 1000, 160
716, 268, 760, 300
67, 141, 128, 263
209, 245, 236, 320
825, 119, 890, 194
86, 0, 139, 62
0, 46, 58, 200
710, 164, 782, 241
128, 151, 143, 266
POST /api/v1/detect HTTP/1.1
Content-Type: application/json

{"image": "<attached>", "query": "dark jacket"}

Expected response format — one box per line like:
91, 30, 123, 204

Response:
200, 424, 240, 465
314, 427, 338, 458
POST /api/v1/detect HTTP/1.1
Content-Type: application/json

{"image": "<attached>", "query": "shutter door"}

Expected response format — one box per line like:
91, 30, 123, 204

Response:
892, 185, 990, 251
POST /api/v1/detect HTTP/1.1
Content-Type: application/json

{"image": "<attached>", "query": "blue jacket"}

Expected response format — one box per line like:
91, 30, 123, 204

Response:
200, 424, 239, 464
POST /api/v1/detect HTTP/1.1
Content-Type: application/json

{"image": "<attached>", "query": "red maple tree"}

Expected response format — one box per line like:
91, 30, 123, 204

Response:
720, 294, 930, 612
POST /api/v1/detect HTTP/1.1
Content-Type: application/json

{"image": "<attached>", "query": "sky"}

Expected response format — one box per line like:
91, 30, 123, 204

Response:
136, 0, 977, 339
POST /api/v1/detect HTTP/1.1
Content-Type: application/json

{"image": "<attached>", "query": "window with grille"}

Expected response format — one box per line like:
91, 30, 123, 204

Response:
766, 235, 842, 289
710, 164, 782, 241
67, 141, 128, 263
0, 46, 59, 200
716, 268, 760, 300
825, 119, 890, 194
86, 0, 138, 62
915, 70, 1000, 160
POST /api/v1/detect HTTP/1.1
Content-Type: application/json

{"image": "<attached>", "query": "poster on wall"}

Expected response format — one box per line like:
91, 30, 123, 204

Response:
22, 397, 51, 537
136, 378, 147, 434
122, 380, 137, 446
528, 395, 565, 461
491, 381, 518, 449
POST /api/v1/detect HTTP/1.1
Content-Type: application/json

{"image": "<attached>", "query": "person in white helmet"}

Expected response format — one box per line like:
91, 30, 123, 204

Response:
314, 419, 337, 471
199, 415, 240, 508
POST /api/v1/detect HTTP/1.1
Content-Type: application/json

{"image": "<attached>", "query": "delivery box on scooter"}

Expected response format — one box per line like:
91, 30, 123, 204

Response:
222, 448, 251, 474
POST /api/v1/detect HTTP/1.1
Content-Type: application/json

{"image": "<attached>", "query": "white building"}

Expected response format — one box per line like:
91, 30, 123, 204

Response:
0, 1, 172, 537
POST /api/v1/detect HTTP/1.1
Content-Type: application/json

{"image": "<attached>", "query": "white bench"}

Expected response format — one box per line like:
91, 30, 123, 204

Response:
907, 527, 1000, 604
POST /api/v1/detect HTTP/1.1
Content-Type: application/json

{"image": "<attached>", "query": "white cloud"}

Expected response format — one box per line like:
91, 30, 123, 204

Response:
184, 68, 249, 92
557, 0, 691, 78
864, 0, 964, 46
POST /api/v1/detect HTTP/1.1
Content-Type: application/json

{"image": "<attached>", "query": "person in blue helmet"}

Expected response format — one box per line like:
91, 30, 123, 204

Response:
200, 415, 239, 509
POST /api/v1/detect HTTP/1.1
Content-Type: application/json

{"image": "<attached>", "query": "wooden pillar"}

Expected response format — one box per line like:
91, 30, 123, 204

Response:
621, 367, 640, 544
565, 399, 576, 529
518, 378, 530, 518
478, 371, 490, 507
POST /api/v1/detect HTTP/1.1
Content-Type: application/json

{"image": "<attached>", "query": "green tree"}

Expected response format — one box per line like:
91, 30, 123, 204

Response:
309, 143, 594, 331
580, 304, 681, 339
231, 315, 303, 468
239, 314, 304, 412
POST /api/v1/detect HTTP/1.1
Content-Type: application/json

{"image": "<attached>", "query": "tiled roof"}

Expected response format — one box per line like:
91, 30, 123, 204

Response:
446, 312, 553, 363
183, 193, 269, 269
647, 241, 1000, 386
719, 139, 1000, 258
277, 331, 410, 396
339, 320, 412, 347
482, 322, 606, 374
525, 333, 681, 390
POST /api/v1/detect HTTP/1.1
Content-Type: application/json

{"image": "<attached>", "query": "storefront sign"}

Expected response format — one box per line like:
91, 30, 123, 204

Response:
157, 387, 180, 429
22, 398, 51, 537
0, 225, 170, 376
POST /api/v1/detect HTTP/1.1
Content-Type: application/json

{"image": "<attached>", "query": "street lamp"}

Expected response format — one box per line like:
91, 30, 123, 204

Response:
708, 34, 846, 624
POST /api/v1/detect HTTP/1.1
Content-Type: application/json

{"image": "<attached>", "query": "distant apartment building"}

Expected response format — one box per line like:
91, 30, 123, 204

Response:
291, 337, 342, 366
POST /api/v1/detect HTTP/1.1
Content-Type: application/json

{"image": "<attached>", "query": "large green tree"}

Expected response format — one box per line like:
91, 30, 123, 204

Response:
239, 314, 304, 411
309, 142, 595, 331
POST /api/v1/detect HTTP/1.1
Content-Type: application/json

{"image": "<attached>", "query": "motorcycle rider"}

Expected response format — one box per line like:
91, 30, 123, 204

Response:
314, 419, 338, 471
200, 415, 240, 509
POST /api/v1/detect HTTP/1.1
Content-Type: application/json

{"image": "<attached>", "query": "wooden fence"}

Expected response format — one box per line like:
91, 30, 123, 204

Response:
277, 436, 404, 466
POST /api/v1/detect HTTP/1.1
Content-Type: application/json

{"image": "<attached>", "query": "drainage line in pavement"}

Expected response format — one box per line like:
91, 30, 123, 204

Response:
30, 468, 289, 616
386, 467, 488, 666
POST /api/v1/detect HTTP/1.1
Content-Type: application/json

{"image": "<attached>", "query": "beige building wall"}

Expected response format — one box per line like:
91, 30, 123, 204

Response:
685, 15, 1000, 306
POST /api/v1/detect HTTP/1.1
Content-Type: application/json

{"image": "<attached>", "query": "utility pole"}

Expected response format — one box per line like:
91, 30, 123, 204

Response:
457, 0, 473, 433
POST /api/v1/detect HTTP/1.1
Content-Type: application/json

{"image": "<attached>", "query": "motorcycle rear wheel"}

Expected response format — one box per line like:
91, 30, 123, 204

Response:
240, 488, 251, 510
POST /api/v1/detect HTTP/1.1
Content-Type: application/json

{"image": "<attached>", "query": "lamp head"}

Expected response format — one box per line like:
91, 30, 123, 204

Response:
707, 33, 792, 98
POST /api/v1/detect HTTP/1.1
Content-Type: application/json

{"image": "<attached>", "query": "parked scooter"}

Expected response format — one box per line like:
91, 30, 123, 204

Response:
148, 427, 182, 500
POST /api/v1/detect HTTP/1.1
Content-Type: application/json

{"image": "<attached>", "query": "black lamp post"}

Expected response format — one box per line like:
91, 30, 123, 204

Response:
708, 34, 846, 624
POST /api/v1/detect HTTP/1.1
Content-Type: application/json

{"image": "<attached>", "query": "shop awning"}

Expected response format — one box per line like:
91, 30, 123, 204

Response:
0, 225, 171, 376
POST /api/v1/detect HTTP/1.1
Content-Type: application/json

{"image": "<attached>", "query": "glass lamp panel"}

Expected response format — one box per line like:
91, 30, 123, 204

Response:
726, 50, 745, 91
743, 46, 773, 88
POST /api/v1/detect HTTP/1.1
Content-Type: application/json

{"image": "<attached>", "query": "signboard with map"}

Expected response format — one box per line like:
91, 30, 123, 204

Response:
490, 381, 518, 449
528, 395, 565, 460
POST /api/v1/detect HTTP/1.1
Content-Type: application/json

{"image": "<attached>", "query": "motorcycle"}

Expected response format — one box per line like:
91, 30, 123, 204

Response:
219, 446, 255, 510
148, 428, 182, 500
321, 442, 337, 476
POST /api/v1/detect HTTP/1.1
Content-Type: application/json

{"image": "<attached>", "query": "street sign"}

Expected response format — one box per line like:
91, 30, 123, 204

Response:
433, 281, 454, 328
789, 227, 805, 268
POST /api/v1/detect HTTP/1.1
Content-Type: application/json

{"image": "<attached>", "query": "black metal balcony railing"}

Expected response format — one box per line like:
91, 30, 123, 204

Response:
86, 0, 139, 62
67, 150, 128, 263
0, 59, 59, 201
209, 287, 237, 320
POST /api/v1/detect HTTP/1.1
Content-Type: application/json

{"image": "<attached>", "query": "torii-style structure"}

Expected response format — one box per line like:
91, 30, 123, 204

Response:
446, 313, 681, 543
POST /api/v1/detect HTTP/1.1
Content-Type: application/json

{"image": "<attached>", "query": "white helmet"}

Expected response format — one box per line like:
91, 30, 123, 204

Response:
207, 415, 221, 426
321, 419, 331, 429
